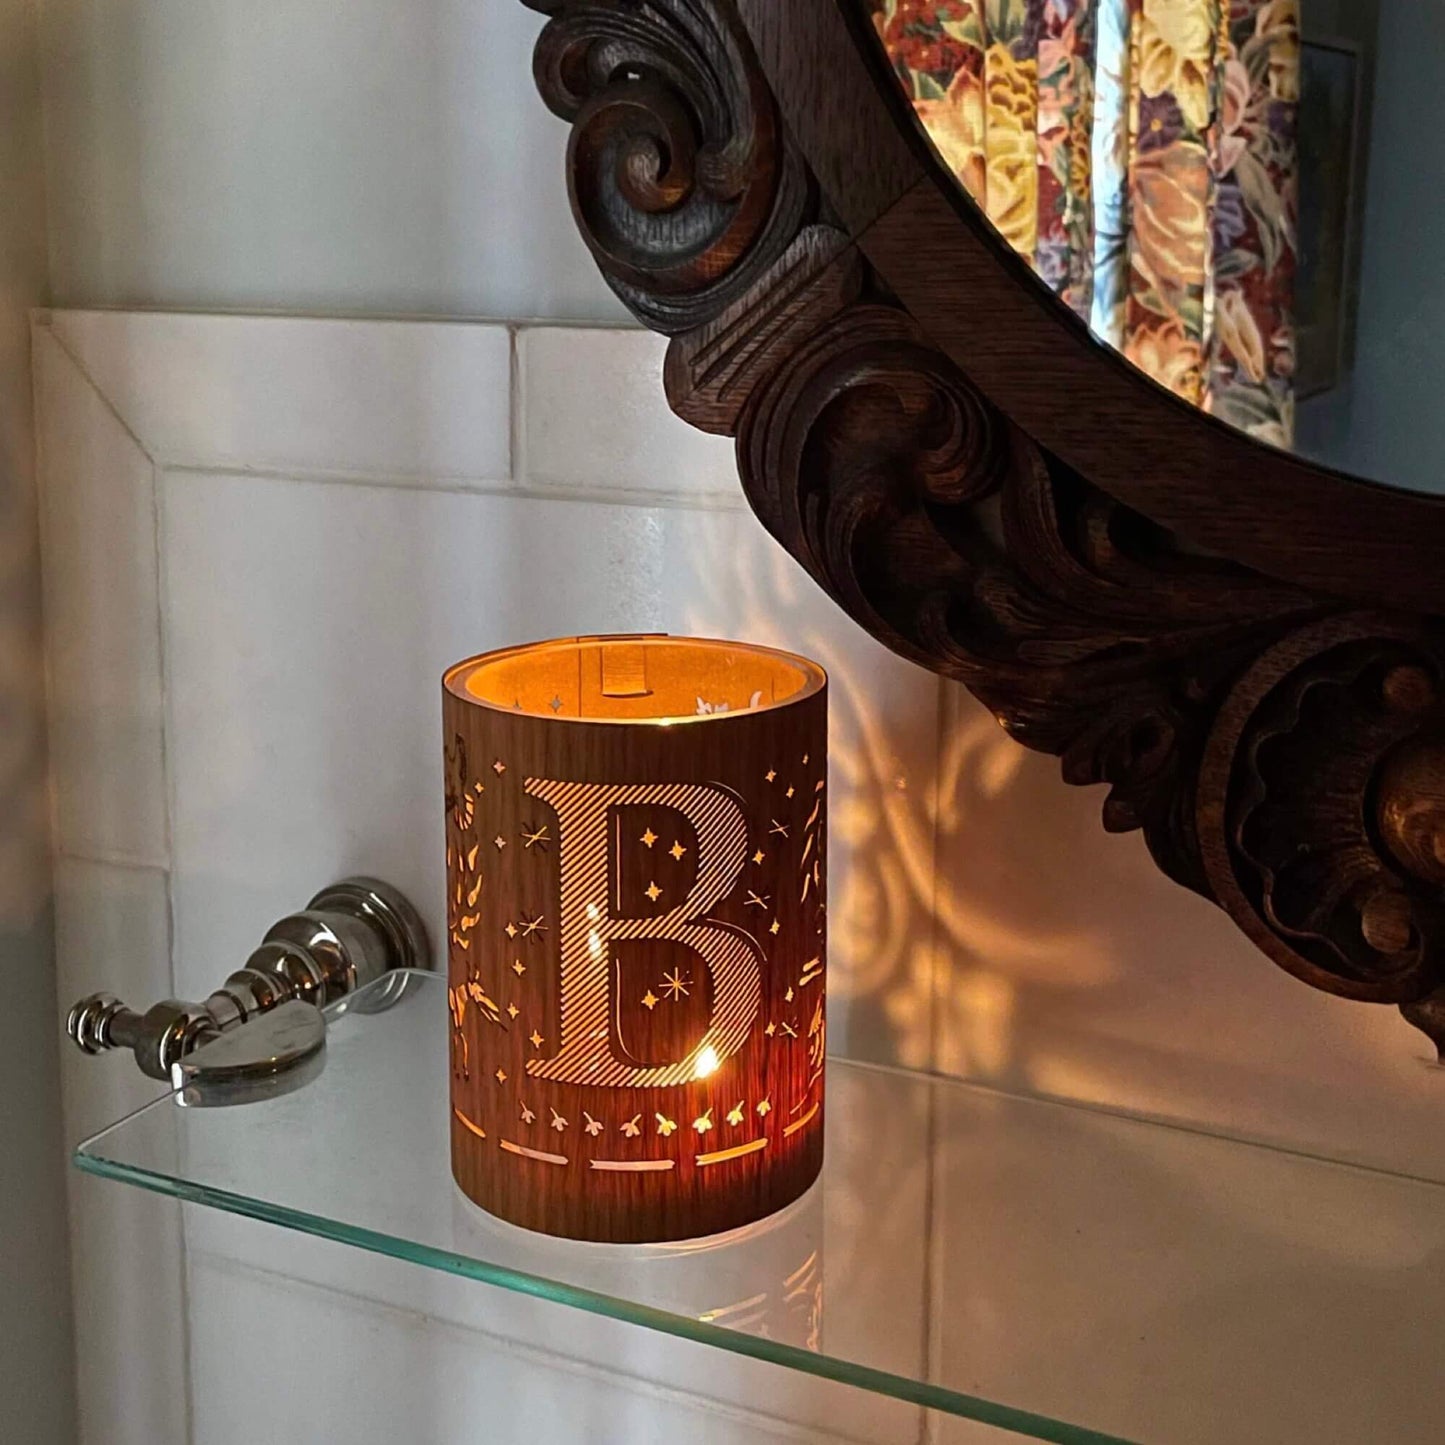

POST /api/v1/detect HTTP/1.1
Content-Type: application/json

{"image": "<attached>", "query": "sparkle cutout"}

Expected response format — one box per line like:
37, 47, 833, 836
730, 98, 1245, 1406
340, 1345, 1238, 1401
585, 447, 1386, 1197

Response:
507, 1002, 520, 1019
641, 828, 658, 848
512, 959, 526, 976
645, 881, 662, 903
521, 823, 551, 850
494, 835, 507, 851
765, 769, 777, 783
770, 919, 781, 936
529, 1030, 544, 1050
661, 968, 691, 1001
786, 785, 795, 799
669, 841, 686, 861
785, 985, 795, 1003
520, 913, 547, 940
765, 1022, 777, 1037
769, 820, 790, 838
492, 759, 507, 775
504, 922, 518, 939
494, 1068, 507, 1084
642, 990, 660, 1011
549, 695, 564, 713
752, 849, 766, 865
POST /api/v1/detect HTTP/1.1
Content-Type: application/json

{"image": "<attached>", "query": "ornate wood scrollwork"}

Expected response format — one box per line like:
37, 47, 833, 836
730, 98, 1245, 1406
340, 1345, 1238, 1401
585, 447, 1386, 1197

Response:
522, 0, 1445, 1053
523, 0, 811, 332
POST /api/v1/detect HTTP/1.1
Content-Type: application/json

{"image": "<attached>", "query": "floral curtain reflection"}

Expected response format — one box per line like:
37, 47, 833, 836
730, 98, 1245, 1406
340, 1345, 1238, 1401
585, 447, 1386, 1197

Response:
870, 0, 1300, 447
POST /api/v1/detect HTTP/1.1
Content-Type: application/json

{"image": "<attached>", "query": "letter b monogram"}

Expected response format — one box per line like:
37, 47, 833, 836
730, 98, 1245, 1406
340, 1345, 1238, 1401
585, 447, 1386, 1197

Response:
524, 779, 762, 1088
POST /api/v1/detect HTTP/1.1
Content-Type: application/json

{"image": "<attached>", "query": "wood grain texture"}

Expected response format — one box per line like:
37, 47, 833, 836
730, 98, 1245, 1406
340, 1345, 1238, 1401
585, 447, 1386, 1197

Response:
520, 0, 1445, 1055
443, 638, 826, 1242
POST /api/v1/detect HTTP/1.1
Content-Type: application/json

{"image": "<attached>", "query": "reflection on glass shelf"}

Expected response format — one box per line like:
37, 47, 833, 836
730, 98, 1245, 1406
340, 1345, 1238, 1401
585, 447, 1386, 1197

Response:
77, 971, 1445, 1445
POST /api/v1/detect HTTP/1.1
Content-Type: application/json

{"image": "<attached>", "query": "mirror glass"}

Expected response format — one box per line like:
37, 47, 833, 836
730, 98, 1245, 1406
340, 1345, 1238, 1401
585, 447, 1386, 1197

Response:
864, 2, 1439, 492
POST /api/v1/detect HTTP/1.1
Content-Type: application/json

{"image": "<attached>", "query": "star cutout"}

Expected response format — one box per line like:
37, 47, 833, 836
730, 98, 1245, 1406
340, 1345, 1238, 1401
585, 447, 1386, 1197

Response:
640, 828, 658, 848
765, 769, 777, 783
786, 785, 796, 799
656, 1113, 678, 1137
504, 922, 518, 939
622, 1115, 643, 1138
645, 881, 662, 903
506, 1002, 520, 1019
752, 849, 766, 865
693, 1108, 714, 1135
661, 968, 691, 1001
520, 1102, 536, 1125
529, 1030, 544, 1050
726, 1102, 746, 1127
802, 753, 810, 766
756, 1099, 772, 1117
492, 759, 507, 775
495, 1068, 508, 1084
493, 834, 507, 851
512, 959, 526, 976
785, 986, 795, 1003
549, 695, 564, 713
641, 990, 660, 1011
669, 841, 686, 861
765, 1022, 777, 1037
583, 1113, 603, 1137
770, 919, 781, 936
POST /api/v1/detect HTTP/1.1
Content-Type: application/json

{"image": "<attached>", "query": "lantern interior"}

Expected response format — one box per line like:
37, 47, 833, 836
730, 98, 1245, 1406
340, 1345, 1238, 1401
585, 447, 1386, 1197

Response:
448, 635, 825, 723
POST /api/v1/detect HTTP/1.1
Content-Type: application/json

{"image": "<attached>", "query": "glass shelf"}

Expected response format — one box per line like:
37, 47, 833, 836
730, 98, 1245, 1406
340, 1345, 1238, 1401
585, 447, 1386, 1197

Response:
76, 971, 1445, 1445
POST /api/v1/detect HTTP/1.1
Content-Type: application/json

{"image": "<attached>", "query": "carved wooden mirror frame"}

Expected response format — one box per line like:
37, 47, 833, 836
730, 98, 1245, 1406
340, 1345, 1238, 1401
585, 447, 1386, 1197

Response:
521, 0, 1445, 1053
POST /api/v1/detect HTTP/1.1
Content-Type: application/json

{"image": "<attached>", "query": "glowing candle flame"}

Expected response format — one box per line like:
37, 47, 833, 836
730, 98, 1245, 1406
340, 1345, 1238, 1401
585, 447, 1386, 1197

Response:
693, 1045, 721, 1080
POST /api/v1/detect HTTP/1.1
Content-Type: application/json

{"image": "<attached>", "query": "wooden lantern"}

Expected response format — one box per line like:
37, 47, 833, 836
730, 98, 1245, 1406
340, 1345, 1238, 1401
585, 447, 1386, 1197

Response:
443, 635, 828, 1243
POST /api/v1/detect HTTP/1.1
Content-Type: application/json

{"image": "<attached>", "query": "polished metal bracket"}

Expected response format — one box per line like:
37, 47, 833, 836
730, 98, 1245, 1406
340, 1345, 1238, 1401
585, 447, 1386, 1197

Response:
66, 878, 431, 1098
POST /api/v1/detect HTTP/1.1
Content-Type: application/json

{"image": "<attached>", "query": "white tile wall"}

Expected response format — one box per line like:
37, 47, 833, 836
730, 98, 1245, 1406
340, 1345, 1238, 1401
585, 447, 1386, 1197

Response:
37, 309, 943, 1445
517, 327, 741, 502
53, 859, 188, 1445
36, 307, 1445, 1445
35, 330, 167, 865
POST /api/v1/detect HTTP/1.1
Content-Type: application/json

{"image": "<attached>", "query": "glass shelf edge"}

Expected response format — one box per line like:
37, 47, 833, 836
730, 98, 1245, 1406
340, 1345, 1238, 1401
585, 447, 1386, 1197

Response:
70, 1148, 1138, 1445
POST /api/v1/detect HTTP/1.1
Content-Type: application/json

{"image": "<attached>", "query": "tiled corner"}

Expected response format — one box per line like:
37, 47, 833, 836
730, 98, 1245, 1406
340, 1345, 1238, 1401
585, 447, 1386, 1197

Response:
53, 859, 187, 1445
33, 324, 167, 866
517, 326, 742, 502
47, 310, 513, 483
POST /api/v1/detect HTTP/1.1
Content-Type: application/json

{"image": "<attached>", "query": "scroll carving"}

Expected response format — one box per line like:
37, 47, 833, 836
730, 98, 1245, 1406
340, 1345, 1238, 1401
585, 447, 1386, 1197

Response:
523, 0, 1445, 1053
524, 0, 811, 332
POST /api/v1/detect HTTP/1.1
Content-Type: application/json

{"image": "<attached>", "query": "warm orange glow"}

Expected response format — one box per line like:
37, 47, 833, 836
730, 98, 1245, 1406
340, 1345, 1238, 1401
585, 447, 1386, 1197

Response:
446, 634, 826, 725
693, 1044, 722, 1080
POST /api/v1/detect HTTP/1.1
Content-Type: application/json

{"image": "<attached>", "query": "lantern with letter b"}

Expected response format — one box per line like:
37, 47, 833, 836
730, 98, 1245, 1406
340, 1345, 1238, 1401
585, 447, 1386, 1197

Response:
443, 635, 827, 1242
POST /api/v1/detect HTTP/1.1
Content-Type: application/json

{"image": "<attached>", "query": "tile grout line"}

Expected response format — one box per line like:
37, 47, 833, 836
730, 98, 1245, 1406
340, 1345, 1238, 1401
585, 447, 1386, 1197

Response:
508, 322, 523, 488
917, 678, 951, 1445
148, 457, 199, 1445
157, 461, 747, 512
